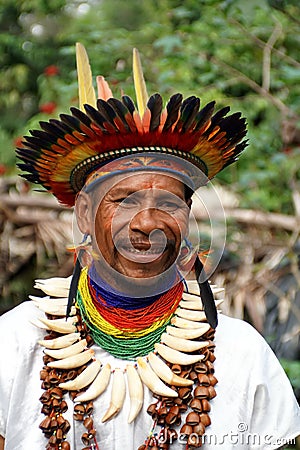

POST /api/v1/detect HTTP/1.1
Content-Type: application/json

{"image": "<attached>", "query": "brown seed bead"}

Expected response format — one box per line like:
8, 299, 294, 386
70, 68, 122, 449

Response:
180, 424, 193, 436
171, 364, 181, 374
174, 414, 182, 427
174, 397, 183, 406
147, 403, 158, 417
206, 361, 214, 374
186, 411, 200, 426
197, 374, 210, 386
86, 401, 94, 415
194, 386, 209, 399
48, 435, 57, 445
189, 398, 202, 413
88, 428, 96, 438
60, 441, 71, 450
41, 404, 51, 415
201, 399, 211, 412
178, 387, 192, 400
56, 416, 66, 428
62, 419, 71, 434
207, 386, 217, 399
208, 374, 218, 386
52, 398, 61, 411
193, 422, 206, 436
157, 406, 168, 417
39, 416, 51, 431
209, 352, 216, 362
189, 371, 198, 381
60, 400, 68, 413
83, 416, 94, 430
138, 446, 147, 450
179, 403, 188, 413
81, 432, 91, 446
56, 428, 63, 441
193, 362, 207, 374
73, 413, 84, 421
200, 413, 211, 427
51, 387, 63, 399
40, 369, 49, 380
74, 403, 85, 414
40, 391, 52, 403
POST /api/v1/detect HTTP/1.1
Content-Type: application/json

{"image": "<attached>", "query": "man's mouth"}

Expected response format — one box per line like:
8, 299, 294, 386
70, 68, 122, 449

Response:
116, 240, 169, 263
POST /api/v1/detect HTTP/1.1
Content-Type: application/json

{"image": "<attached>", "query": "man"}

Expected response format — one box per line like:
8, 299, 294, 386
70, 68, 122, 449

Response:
0, 44, 299, 450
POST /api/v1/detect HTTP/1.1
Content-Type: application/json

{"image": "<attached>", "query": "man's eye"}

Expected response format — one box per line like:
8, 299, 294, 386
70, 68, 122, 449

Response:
158, 201, 181, 212
116, 197, 137, 207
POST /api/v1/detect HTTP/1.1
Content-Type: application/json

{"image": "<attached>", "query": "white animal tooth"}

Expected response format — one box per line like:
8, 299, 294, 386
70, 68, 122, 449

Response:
126, 364, 143, 423
47, 348, 94, 369
161, 333, 209, 353
182, 292, 203, 303
44, 339, 87, 359
38, 332, 80, 349
166, 324, 210, 340
175, 307, 207, 322
75, 363, 111, 403
30, 295, 68, 306
180, 300, 203, 311
211, 287, 224, 295
136, 357, 177, 398
171, 316, 205, 329
33, 301, 75, 316
148, 352, 193, 387
34, 276, 71, 297
102, 368, 126, 422
154, 343, 204, 365
59, 360, 101, 390
39, 317, 77, 334
183, 280, 200, 295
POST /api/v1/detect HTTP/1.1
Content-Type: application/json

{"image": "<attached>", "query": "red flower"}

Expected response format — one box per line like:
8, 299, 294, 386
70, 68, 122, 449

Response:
0, 164, 7, 176
14, 136, 24, 148
44, 65, 59, 76
39, 101, 57, 114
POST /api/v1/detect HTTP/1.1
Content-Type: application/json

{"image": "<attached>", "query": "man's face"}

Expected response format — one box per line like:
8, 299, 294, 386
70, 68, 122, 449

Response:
89, 172, 191, 280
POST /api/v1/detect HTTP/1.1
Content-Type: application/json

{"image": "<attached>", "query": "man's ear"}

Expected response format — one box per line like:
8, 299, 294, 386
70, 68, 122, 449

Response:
186, 198, 192, 209
75, 191, 93, 235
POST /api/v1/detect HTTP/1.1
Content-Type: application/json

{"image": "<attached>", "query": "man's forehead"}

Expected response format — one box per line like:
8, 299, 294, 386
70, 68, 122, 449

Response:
95, 171, 186, 196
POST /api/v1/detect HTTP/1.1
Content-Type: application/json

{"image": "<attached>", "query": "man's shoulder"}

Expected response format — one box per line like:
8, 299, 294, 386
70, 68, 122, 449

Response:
216, 313, 271, 356
0, 301, 44, 345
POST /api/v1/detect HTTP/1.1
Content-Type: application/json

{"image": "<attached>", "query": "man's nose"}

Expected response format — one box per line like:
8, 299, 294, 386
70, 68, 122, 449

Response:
129, 207, 165, 235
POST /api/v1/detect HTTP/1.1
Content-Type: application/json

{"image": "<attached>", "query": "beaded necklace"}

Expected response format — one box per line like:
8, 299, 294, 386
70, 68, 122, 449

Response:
77, 267, 184, 359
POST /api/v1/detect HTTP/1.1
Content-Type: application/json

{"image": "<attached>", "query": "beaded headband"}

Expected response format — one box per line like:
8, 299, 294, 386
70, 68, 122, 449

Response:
16, 44, 248, 207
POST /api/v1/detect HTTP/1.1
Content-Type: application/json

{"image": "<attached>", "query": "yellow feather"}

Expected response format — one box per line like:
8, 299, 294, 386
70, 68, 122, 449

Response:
132, 48, 148, 118
76, 42, 96, 111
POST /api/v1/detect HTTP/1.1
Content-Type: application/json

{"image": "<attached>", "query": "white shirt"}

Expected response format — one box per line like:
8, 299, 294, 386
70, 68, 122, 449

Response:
0, 301, 299, 449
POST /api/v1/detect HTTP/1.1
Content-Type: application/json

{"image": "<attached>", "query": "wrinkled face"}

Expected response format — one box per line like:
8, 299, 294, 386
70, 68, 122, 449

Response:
76, 172, 191, 282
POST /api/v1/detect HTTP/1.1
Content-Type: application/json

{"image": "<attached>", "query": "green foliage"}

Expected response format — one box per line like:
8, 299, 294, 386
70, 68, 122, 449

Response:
0, 0, 300, 214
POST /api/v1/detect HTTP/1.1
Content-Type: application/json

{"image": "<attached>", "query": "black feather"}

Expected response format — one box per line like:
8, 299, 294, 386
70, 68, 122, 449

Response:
66, 250, 83, 319
147, 93, 163, 132
121, 95, 136, 115
194, 101, 216, 131
162, 93, 183, 132
107, 98, 131, 131
194, 255, 218, 329
84, 104, 107, 131
175, 96, 200, 132
70, 107, 92, 127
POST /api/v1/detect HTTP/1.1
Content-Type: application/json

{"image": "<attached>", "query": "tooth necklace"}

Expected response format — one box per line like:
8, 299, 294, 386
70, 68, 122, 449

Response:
32, 272, 222, 450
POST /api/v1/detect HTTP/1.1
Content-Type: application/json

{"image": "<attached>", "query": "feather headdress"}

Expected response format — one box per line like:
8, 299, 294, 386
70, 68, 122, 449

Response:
17, 43, 247, 207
